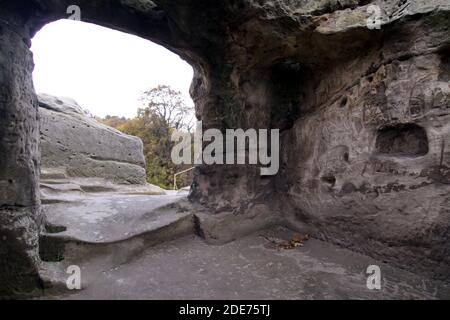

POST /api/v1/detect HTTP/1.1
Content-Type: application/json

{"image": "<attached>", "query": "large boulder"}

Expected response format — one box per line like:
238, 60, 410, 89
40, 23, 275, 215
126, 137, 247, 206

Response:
38, 94, 146, 184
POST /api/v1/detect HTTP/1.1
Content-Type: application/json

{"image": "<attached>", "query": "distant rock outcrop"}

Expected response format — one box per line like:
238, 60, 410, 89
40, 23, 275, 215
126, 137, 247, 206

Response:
38, 94, 147, 184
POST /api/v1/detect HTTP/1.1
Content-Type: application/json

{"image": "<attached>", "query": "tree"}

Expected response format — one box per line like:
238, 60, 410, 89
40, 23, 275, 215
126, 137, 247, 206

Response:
140, 85, 195, 132
119, 109, 176, 188
98, 85, 194, 189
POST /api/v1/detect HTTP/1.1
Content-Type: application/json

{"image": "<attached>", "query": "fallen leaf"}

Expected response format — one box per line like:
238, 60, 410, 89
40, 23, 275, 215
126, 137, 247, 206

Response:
291, 234, 303, 242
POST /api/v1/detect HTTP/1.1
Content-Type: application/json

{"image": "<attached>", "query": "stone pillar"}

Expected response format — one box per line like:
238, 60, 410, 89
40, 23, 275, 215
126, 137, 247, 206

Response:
0, 15, 42, 298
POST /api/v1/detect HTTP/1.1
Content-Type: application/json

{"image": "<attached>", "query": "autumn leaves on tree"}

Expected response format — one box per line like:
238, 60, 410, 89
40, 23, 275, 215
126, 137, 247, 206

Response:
98, 85, 195, 189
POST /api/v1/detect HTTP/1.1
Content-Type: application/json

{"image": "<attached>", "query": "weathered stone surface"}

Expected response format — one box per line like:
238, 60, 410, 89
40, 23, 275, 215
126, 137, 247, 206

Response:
39, 176, 166, 204
0, 10, 42, 299
41, 227, 450, 300
1, 0, 450, 297
278, 50, 450, 280
188, 0, 450, 281
39, 94, 146, 184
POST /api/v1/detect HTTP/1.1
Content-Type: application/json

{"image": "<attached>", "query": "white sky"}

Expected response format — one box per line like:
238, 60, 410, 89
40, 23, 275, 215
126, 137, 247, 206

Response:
31, 19, 194, 119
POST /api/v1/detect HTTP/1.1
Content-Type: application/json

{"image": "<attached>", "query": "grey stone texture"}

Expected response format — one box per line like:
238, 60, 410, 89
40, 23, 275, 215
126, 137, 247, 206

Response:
41, 227, 450, 300
38, 94, 147, 184
0, 7, 42, 299
0, 0, 449, 298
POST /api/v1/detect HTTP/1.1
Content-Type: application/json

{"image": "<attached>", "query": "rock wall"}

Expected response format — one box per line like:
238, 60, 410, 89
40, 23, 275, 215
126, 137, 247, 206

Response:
188, 1, 450, 280
0, 7, 42, 298
39, 94, 147, 184
279, 50, 450, 279
0, 0, 449, 297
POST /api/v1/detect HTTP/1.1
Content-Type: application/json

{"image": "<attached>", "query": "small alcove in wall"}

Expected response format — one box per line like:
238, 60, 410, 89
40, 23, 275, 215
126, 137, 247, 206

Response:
375, 123, 429, 157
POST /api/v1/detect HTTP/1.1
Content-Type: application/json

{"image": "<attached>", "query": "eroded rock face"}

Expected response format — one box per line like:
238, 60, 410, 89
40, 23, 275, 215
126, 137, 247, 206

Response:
0, 0, 449, 297
278, 50, 450, 279
39, 94, 147, 184
190, 1, 450, 281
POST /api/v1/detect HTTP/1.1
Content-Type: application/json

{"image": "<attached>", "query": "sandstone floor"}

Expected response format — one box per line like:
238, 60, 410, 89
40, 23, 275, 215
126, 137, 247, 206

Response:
41, 226, 450, 300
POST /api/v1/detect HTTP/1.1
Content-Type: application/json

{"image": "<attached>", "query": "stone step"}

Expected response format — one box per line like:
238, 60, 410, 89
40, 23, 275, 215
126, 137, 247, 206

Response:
38, 191, 195, 295
39, 193, 194, 265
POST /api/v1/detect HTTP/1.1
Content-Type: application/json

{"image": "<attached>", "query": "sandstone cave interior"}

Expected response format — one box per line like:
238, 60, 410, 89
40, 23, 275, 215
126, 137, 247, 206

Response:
1, 0, 450, 301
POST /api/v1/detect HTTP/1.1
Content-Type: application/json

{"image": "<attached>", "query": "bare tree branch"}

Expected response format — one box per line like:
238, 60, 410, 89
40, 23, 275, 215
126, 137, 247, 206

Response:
140, 85, 194, 131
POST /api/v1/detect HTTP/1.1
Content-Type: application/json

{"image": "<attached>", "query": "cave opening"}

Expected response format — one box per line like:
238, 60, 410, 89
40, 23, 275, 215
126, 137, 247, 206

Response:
32, 19, 195, 190
31, 19, 196, 263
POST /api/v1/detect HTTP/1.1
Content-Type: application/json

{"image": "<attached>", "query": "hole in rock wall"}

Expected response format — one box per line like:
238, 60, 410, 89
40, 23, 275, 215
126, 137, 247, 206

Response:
375, 123, 429, 157
31, 19, 195, 190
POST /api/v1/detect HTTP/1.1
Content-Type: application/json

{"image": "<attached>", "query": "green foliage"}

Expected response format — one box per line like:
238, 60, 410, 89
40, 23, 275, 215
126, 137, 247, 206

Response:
98, 86, 194, 189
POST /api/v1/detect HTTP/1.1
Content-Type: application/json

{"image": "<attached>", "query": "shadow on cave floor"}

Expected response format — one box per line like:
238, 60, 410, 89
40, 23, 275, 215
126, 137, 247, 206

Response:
37, 220, 450, 300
